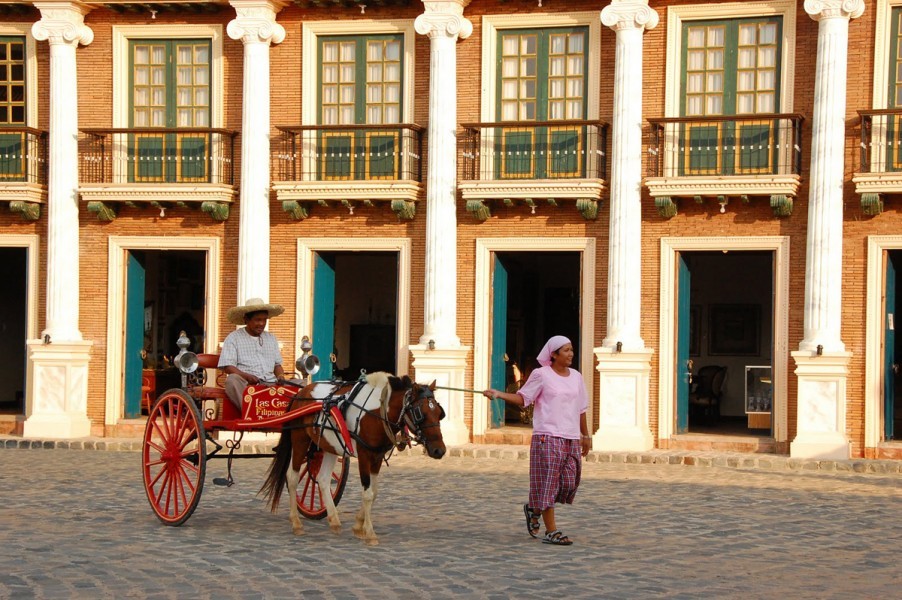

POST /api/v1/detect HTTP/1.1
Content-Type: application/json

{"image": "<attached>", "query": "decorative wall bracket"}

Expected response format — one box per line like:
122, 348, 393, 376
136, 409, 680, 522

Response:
79, 184, 235, 221
860, 192, 883, 216
274, 180, 421, 221
280, 197, 417, 221
466, 196, 600, 221
9, 200, 41, 221
654, 193, 791, 218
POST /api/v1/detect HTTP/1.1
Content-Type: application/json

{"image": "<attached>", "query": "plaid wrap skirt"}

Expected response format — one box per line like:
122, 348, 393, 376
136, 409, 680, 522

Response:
528, 434, 582, 511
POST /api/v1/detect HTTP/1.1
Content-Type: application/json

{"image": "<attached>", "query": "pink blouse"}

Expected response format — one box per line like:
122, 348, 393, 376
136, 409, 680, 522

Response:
517, 366, 588, 439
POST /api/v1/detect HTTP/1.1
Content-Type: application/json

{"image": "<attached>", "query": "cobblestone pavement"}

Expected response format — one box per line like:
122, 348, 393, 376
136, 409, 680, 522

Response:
0, 446, 900, 599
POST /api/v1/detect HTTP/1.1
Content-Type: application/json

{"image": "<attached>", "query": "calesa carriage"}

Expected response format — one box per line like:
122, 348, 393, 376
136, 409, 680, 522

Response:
142, 333, 447, 544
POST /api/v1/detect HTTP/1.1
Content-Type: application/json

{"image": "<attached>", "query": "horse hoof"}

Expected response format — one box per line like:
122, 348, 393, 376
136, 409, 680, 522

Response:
365, 538, 379, 547
330, 525, 342, 535
292, 527, 304, 536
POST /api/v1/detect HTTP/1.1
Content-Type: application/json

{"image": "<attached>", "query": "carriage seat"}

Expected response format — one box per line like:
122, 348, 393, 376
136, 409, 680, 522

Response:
194, 353, 228, 400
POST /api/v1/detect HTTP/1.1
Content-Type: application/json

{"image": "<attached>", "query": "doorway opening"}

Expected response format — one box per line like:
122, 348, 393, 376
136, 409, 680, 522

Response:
489, 251, 581, 430
0, 247, 26, 415
676, 250, 774, 437
124, 249, 206, 418
311, 251, 398, 381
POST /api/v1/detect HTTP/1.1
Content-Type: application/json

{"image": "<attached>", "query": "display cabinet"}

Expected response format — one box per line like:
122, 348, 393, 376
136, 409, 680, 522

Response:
745, 365, 772, 430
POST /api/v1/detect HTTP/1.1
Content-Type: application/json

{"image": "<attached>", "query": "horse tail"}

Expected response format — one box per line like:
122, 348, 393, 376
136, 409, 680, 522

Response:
258, 428, 293, 512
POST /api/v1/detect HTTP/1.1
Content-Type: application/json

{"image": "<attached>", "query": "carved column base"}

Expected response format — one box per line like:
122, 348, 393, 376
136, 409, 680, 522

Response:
790, 350, 852, 459
24, 340, 93, 439
594, 348, 655, 451
410, 345, 471, 446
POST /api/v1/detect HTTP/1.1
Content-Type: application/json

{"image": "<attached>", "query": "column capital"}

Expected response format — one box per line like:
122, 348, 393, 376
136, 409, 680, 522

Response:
601, 0, 659, 32
415, 1, 473, 41
32, 1, 93, 47
804, 0, 865, 21
228, 0, 286, 45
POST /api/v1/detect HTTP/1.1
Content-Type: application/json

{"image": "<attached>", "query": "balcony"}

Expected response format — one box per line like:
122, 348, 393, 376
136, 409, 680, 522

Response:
853, 109, 902, 215
78, 127, 238, 221
459, 120, 608, 220
272, 124, 424, 220
0, 127, 48, 221
645, 113, 804, 218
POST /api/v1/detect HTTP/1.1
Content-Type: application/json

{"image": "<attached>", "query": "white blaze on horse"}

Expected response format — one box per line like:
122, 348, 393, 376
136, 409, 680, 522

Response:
259, 372, 447, 545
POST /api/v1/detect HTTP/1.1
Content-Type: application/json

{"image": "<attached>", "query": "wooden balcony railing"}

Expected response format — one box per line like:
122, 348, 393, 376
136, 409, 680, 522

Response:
0, 127, 47, 185
78, 127, 238, 185
459, 119, 608, 181
273, 123, 424, 183
646, 113, 804, 178
858, 109, 902, 173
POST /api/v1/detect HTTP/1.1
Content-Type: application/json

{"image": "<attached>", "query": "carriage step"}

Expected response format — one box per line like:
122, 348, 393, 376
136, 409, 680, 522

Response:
212, 477, 234, 487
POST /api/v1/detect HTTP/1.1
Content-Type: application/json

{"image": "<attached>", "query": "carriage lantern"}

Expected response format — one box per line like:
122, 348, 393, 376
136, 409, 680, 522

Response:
173, 330, 199, 386
296, 335, 320, 382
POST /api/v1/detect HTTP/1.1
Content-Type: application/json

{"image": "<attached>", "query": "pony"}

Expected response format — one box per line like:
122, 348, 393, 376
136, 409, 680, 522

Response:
259, 372, 446, 545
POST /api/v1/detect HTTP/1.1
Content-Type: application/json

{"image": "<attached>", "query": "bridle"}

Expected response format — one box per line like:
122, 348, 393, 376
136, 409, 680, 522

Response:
400, 384, 445, 443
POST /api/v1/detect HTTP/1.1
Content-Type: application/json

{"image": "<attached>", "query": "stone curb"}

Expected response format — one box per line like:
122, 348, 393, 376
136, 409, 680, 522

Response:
2, 435, 900, 475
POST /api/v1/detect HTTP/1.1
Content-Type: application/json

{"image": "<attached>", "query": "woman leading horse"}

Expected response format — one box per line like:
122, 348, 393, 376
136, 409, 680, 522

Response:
259, 372, 446, 545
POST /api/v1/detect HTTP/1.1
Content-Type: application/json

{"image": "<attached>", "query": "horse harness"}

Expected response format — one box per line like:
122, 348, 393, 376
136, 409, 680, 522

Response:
307, 379, 444, 457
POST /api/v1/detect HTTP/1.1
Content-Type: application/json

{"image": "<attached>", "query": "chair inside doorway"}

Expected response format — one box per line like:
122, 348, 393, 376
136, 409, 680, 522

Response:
689, 365, 727, 426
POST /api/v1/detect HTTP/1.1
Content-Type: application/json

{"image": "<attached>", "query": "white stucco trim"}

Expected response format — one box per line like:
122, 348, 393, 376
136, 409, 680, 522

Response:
663, 1, 797, 118
301, 19, 416, 127
472, 237, 596, 437
0, 23, 37, 127
295, 237, 412, 377
112, 24, 225, 129
865, 235, 902, 450
105, 236, 221, 425
0, 234, 39, 341
658, 236, 790, 444
479, 12, 601, 123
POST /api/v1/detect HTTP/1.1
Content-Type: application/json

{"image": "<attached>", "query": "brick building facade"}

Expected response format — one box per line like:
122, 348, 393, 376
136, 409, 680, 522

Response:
0, 0, 898, 460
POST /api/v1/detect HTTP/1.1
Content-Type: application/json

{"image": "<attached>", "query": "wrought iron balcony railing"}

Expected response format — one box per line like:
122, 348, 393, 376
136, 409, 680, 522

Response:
0, 127, 47, 185
858, 109, 902, 173
460, 120, 608, 181
273, 123, 424, 182
78, 127, 238, 185
646, 113, 804, 178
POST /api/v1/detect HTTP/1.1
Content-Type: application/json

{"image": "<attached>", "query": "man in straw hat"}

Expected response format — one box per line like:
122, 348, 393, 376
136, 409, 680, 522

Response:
218, 297, 287, 409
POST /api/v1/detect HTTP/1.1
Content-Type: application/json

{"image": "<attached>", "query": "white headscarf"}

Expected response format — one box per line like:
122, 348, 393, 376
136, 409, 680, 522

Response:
537, 335, 572, 367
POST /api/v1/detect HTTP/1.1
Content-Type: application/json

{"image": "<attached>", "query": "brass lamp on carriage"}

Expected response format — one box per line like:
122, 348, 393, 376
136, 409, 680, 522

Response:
295, 335, 320, 383
172, 330, 199, 384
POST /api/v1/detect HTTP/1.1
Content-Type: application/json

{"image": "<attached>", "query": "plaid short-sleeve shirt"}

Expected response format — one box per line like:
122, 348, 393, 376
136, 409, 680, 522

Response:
218, 327, 283, 381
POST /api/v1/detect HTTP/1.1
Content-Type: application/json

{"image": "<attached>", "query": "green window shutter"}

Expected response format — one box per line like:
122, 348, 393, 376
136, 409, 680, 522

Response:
0, 131, 24, 180
318, 34, 403, 181
888, 7, 902, 171
129, 39, 211, 183
0, 37, 27, 182
495, 27, 587, 180
680, 18, 781, 176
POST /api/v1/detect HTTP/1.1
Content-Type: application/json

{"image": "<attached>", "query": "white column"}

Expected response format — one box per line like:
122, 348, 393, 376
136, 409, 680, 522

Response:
228, 0, 286, 304
25, 1, 94, 438
411, 0, 472, 445
594, 1, 657, 451
791, 0, 864, 459
414, 0, 471, 349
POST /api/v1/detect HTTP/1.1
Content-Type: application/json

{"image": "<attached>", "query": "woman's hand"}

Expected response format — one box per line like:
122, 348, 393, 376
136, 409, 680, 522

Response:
483, 389, 499, 400
580, 436, 591, 457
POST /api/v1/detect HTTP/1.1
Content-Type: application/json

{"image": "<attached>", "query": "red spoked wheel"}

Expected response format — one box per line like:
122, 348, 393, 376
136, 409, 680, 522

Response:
142, 389, 206, 526
296, 451, 350, 520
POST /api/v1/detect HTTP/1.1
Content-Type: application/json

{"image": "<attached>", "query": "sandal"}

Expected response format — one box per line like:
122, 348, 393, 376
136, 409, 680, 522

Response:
542, 530, 573, 546
523, 504, 540, 538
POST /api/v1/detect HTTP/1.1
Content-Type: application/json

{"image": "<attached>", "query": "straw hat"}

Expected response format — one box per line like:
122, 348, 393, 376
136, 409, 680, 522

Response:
226, 297, 285, 325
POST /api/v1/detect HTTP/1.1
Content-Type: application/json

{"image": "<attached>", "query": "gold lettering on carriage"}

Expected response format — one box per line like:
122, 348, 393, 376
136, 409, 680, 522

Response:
242, 385, 295, 421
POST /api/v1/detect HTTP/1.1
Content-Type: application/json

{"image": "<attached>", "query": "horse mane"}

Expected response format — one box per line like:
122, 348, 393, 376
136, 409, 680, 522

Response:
365, 372, 413, 410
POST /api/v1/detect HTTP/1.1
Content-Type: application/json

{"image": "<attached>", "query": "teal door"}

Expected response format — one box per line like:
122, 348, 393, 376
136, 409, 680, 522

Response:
124, 251, 146, 418
490, 254, 509, 428
676, 253, 691, 434
312, 253, 336, 382
885, 253, 897, 440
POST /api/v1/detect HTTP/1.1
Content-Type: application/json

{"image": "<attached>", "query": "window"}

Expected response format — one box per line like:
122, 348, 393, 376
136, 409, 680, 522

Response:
0, 36, 26, 180
887, 6, 902, 171
129, 39, 211, 182
495, 27, 587, 179
679, 18, 782, 175
318, 34, 402, 180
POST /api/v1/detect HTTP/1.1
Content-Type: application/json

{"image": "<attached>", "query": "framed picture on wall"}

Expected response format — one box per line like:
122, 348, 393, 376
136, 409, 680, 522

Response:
708, 303, 760, 356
